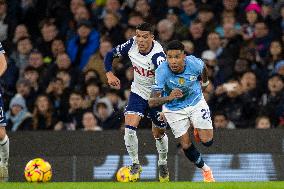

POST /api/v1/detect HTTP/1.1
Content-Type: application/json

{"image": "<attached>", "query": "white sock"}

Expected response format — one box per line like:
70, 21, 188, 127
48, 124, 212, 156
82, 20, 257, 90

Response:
0, 135, 9, 165
156, 133, 168, 166
201, 163, 210, 171
124, 127, 139, 164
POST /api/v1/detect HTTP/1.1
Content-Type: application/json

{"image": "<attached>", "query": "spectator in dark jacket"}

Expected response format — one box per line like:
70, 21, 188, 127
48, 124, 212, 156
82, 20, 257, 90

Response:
67, 19, 100, 70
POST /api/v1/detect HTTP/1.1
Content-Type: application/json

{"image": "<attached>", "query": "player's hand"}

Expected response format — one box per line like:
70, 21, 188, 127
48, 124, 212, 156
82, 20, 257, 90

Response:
106, 72, 121, 90
158, 112, 167, 123
169, 88, 183, 101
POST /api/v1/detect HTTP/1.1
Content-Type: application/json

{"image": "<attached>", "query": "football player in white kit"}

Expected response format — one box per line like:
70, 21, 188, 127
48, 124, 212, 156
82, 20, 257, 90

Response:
0, 42, 9, 181
104, 23, 169, 182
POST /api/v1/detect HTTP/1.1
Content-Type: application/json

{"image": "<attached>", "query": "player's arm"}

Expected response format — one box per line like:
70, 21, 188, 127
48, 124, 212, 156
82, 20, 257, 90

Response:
148, 89, 183, 108
200, 65, 209, 90
0, 44, 7, 76
104, 38, 134, 89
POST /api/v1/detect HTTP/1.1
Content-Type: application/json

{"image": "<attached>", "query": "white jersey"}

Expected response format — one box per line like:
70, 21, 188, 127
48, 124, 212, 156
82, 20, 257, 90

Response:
113, 37, 166, 100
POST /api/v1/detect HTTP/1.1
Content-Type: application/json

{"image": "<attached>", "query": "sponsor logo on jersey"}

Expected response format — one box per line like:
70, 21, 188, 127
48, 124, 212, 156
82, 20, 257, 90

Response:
133, 65, 154, 77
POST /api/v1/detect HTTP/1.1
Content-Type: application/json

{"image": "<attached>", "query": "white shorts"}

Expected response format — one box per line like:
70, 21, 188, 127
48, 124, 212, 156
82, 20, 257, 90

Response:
163, 99, 213, 138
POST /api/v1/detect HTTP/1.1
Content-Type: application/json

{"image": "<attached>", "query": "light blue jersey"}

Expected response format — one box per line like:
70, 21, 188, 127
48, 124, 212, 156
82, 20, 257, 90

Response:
152, 55, 204, 111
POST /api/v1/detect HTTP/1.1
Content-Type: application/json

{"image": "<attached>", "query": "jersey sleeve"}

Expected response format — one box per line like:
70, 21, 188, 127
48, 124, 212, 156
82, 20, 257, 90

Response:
192, 56, 204, 76
104, 38, 134, 72
151, 51, 166, 68
152, 63, 167, 91
0, 43, 4, 54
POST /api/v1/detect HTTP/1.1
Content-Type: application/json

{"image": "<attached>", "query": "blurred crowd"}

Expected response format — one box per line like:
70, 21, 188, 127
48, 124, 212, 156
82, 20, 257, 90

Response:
0, 0, 283, 131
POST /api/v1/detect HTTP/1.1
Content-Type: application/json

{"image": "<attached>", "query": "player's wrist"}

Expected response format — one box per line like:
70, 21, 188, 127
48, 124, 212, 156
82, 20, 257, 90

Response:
201, 80, 210, 87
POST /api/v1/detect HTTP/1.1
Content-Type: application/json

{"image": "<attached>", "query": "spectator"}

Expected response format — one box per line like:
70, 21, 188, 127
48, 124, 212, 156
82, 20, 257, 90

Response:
50, 37, 66, 62
15, 79, 36, 112
23, 66, 40, 93
44, 53, 81, 87
255, 115, 271, 129
84, 39, 113, 84
55, 90, 86, 130
274, 60, 284, 77
99, 12, 124, 46
5, 94, 32, 131
94, 97, 123, 130
32, 94, 57, 130
83, 79, 101, 109
82, 111, 102, 131
259, 74, 284, 127
254, 20, 271, 59
213, 111, 236, 129
36, 19, 59, 59
188, 19, 208, 57
182, 40, 194, 55
265, 40, 284, 74
157, 19, 176, 46
11, 24, 30, 51
67, 19, 100, 70
180, 0, 197, 27
134, 0, 155, 24
9, 37, 33, 72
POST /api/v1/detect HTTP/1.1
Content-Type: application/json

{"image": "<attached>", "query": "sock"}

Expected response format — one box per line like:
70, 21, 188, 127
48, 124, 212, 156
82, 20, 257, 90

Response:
155, 133, 168, 166
183, 143, 204, 168
0, 135, 9, 165
124, 126, 139, 164
201, 163, 210, 171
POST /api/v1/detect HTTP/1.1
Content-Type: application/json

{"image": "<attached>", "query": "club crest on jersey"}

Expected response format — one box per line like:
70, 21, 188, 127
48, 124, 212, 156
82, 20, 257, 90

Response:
178, 78, 185, 85
189, 76, 197, 81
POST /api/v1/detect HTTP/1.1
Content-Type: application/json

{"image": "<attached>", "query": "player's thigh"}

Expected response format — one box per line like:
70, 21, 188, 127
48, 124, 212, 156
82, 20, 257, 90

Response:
0, 95, 7, 140
190, 99, 213, 130
166, 116, 190, 139
124, 92, 148, 127
148, 107, 167, 132
179, 131, 192, 149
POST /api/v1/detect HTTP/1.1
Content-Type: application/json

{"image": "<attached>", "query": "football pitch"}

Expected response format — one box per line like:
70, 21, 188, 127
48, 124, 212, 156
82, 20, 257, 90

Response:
1, 182, 284, 189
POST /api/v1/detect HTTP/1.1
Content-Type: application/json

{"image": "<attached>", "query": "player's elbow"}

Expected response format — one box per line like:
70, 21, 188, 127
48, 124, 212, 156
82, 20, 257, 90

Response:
0, 54, 7, 75
148, 99, 155, 108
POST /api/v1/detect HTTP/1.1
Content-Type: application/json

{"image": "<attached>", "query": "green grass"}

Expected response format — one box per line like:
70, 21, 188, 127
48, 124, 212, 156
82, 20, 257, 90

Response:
0, 182, 284, 189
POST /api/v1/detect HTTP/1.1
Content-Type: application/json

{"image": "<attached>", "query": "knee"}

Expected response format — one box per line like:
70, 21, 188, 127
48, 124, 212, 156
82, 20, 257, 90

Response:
152, 129, 165, 139
201, 138, 213, 147
0, 127, 6, 140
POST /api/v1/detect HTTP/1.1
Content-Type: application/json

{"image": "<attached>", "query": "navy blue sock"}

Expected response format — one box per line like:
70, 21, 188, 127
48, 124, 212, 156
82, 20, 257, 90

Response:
202, 139, 213, 147
183, 144, 204, 168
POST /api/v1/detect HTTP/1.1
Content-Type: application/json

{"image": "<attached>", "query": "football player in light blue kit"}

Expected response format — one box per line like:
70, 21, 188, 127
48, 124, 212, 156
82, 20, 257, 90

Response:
0, 42, 9, 181
149, 40, 215, 182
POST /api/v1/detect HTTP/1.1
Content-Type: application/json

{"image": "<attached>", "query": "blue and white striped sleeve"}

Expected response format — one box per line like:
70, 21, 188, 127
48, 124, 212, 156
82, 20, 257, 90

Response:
104, 38, 134, 72
0, 43, 4, 54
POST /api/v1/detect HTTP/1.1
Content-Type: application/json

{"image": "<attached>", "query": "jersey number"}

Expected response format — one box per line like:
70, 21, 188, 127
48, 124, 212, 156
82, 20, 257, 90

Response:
201, 109, 210, 120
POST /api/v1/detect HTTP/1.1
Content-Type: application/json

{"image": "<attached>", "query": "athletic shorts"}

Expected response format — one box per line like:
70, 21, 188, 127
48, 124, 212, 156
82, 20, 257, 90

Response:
0, 93, 7, 127
125, 92, 167, 128
163, 99, 213, 138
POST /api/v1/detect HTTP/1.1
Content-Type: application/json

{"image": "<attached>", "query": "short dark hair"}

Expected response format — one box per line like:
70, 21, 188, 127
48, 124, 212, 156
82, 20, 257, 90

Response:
166, 40, 185, 51
136, 22, 154, 34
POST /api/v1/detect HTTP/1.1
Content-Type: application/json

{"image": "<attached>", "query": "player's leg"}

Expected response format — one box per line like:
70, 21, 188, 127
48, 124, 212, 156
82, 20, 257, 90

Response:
152, 125, 169, 182
189, 99, 215, 182
197, 129, 213, 147
124, 92, 147, 181
0, 109, 9, 180
149, 108, 169, 182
